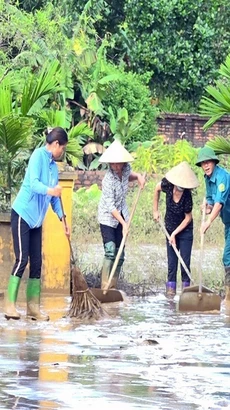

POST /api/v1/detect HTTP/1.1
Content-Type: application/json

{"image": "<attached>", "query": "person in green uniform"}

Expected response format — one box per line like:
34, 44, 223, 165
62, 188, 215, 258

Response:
196, 146, 230, 305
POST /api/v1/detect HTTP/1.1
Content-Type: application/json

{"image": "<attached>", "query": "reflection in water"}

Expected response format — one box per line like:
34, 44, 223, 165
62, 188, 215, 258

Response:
0, 294, 229, 409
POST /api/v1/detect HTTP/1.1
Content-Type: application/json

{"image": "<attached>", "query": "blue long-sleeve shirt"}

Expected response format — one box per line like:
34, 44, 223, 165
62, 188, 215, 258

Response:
12, 146, 63, 228
205, 165, 230, 225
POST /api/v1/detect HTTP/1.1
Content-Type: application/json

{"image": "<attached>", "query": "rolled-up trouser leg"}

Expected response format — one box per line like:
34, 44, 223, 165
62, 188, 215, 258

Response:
101, 241, 116, 289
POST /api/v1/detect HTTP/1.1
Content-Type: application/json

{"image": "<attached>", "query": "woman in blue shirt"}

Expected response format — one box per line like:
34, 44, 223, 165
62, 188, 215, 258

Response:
4, 127, 70, 321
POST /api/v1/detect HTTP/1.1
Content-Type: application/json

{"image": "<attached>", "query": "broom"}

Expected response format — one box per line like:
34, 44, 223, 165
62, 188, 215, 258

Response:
60, 197, 106, 320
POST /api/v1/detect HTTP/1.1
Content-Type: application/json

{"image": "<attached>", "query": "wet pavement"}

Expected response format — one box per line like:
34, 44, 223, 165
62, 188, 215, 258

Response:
0, 292, 230, 410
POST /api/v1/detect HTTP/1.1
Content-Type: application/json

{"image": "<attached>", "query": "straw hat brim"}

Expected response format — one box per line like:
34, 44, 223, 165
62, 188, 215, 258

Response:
165, 161, 199, 189
99, 140, 134, 163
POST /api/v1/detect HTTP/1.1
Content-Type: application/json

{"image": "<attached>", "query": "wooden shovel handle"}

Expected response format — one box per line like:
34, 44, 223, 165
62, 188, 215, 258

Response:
59, 197, 75, 263
103, 173, 146, 294
158, 218, 193, 283
199, 197, 206, 293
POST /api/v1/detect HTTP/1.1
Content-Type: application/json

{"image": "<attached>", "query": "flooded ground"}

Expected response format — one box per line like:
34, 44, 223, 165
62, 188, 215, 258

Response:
0, 243, 229, 410
0, 292, 230, 410
79, 243, 224, 289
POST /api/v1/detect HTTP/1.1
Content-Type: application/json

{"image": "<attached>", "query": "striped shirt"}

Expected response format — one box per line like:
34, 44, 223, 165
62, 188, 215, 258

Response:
98, 163, 131, 227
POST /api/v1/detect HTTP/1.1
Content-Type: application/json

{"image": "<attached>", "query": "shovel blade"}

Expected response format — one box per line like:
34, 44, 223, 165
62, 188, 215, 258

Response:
181, 285, 213, 294
90, 288, 125, 303
178, 291, 221, 312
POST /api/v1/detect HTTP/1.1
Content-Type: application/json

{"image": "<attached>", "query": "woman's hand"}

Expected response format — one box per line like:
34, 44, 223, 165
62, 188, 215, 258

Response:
169, 232, 176, 246
48, 184, 62, 197
62, 219, 70, 237
138, 174, 146, 189
122, 221, 128, 237
153, 210, 160, 221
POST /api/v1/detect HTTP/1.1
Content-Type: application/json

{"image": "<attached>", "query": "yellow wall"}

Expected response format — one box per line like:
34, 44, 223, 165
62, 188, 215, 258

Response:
42, 172, 76, 294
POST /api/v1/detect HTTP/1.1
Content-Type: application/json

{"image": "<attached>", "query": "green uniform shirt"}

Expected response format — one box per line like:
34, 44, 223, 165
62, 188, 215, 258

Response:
205, 165, 230, 225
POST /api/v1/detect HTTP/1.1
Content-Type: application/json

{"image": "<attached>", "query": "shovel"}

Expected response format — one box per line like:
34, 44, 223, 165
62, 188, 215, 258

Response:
158, 218, 194, 285
178, 198, 221, 312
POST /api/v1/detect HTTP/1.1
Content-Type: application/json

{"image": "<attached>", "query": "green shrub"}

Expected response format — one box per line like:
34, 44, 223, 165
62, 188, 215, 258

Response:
102, 66, 158, 144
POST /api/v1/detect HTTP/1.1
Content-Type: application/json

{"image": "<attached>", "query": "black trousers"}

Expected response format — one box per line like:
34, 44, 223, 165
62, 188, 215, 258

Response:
100, 223, 123, 249
11, 209, 42, 279
166, 228, 193, 282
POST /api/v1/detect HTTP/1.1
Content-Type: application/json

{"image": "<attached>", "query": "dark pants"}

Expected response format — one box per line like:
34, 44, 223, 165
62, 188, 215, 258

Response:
11, 209, 42, 279
100, 223, 123, 250
166, 229, 193, 283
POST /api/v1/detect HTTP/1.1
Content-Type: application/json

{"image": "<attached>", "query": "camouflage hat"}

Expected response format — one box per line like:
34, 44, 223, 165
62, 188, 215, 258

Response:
195, 146, 219, 167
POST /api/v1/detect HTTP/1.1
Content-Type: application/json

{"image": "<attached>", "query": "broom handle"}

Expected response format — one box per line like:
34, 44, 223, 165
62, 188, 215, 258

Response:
103, 173, 146, 294
59, 197, 75, 263
158, 218, 194, 283
199, 198, 206, 293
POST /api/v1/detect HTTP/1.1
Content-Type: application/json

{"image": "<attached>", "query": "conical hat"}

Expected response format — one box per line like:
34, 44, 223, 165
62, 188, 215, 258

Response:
99, 140, 134, 163
165, 161, 199, 189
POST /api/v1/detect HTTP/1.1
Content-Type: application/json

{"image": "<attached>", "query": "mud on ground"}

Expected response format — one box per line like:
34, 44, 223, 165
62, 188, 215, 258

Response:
85, 272, 157, 297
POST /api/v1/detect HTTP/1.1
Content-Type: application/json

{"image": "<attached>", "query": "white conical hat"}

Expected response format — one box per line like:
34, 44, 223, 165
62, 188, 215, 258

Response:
99, 140, 134, 163
165, 161, 199, 189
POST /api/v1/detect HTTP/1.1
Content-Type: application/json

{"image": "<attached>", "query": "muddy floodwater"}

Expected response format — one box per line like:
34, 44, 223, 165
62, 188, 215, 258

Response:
0, 243, 229, 410
0, 292, 230, 410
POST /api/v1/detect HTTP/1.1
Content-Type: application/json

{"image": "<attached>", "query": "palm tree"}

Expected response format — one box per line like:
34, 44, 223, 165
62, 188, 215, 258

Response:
200, 54, 230, 130
0, 60, 64, 207
199, 54, 230, 155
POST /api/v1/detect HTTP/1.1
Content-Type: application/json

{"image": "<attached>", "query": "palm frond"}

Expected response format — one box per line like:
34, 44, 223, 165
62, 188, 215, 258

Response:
0, 115, 33, 157
40, 108, 72, 130
0, 79, 13, 119
206, 136, 230, 155
200, 54, 230, 130
68, 122, 94, 141
20, 60, 63, 116
219, 55, 230, 80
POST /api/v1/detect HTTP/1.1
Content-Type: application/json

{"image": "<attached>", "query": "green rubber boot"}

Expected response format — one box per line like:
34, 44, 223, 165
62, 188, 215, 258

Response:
224, 267, 230, 306
110, 248, 125, 289
27, 278, 49, 321
101, 241, 116, 290
4, 275, 21, 320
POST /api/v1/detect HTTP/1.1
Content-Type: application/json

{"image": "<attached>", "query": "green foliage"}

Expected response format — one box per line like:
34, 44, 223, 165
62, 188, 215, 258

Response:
108, 106, 144, 144
66, 123, 93, 167
20, 60, 63, 116
0, 60, 66, 204
72, 184, 102, 240
157, 96, 195, 114
73, 38, 122, 117
207, 136, 230, 155
132, 135, 199, 175
103, 67, 158, 142
0, 1, 72, 77
200, 54, 230, 130
11, 0, 230, 110
124, 0, 230, 104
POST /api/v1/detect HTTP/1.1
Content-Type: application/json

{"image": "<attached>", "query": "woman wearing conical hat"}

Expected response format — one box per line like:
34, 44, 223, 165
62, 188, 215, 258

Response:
98, 140, 145, 290
153, 161, 199, 296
